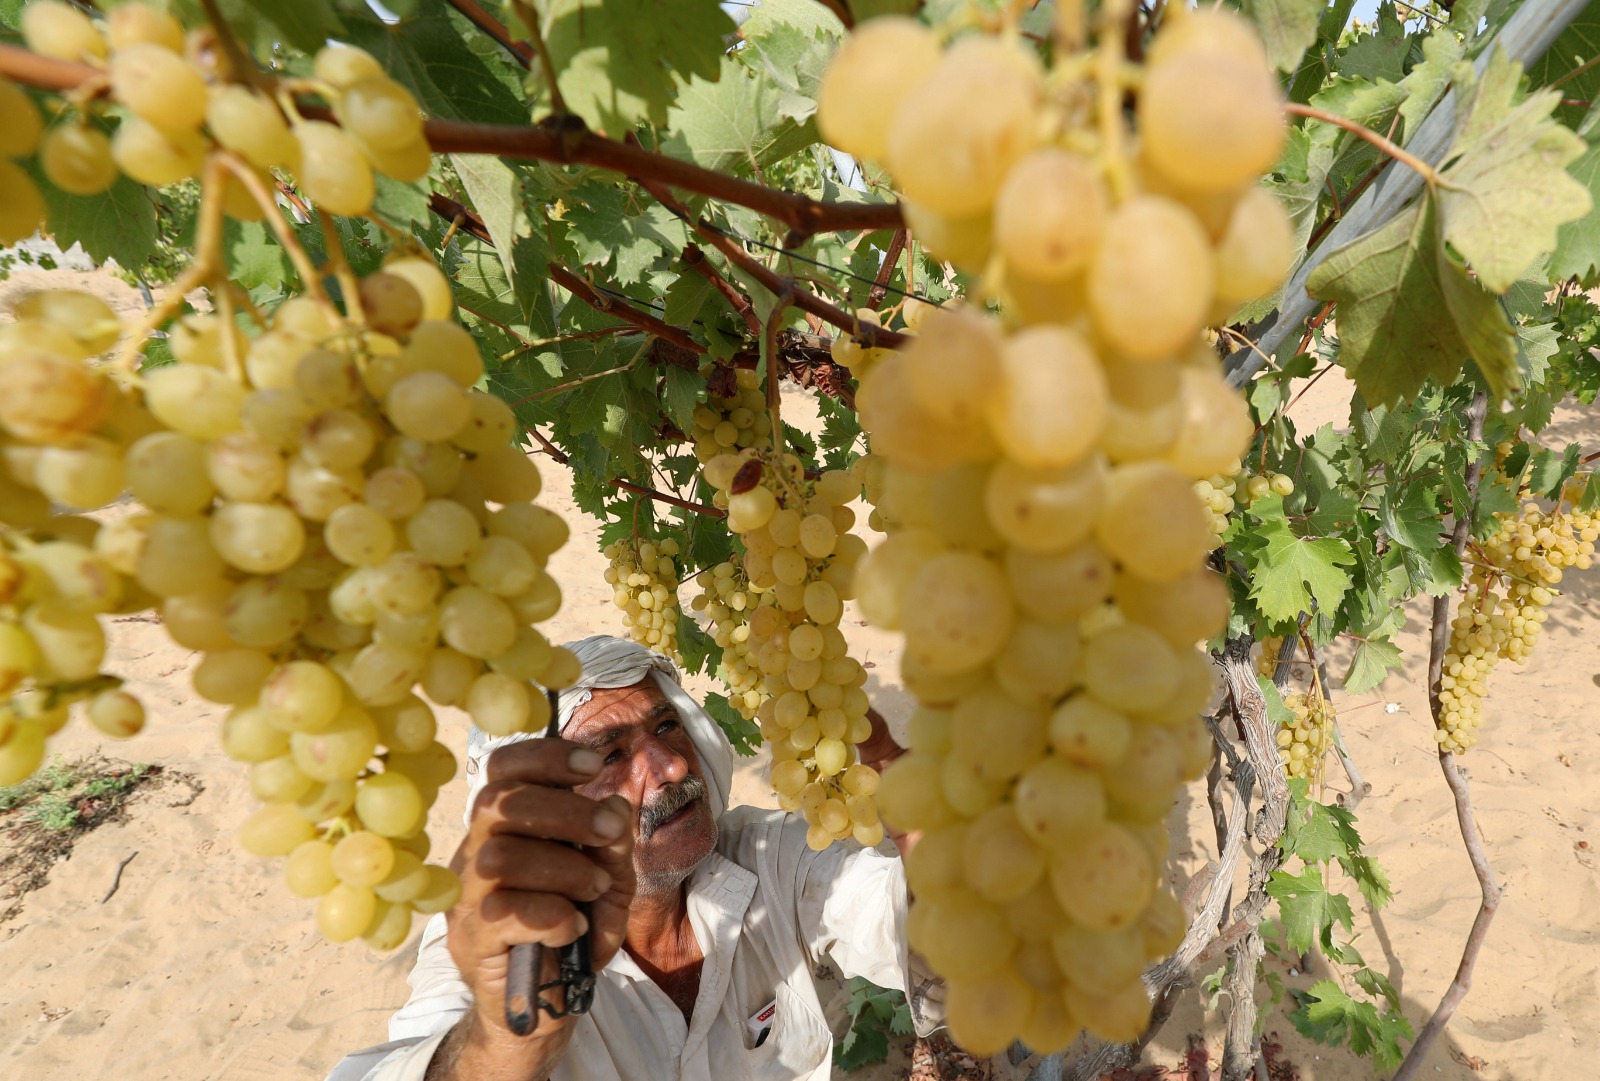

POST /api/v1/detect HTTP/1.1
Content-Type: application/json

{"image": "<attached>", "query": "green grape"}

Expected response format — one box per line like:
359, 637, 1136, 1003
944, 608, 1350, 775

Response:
1087, 196, 1213, 363
111, 118, 206, 186
239, 803, 316, 857
21, 1, 107, 63
285, 839, 339, 898
293, 121, 376, 216
406, 499, 482, 567
290, 700, 378, 781
900, 552, 1013, 676
210, 502, 306, 575
332, 829, 395, 887
193, 648, 273, 706
24, 604, 105, 681
338, 76, 424, 150
986, 325, 1108, 469
86, 688, 144, 738
107, 4, 186, 53
109, 42, 208, 134
316, 883, 378, 942
127, 431, 215, 515
962, 805, 1045, 902
409, 865, 462, 915
386, 371, 469, 443
1048, 822, 1156, 932
0, 77, 44, 157
40, 124, 118, 195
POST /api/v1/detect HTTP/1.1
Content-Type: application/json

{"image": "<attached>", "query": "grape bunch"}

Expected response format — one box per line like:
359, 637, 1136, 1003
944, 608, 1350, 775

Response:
0, 293, 153, 778
1438, 498, 1595, 753
700, 451, 879, 849
0, 254, 579, 950
0, 74, 46, 244
1196, 464, 1292, 547
1255, 635, 1285, 680
688, 556, 765, 719
1276, 690, 1333, 784
819, 3, 1287, 1054
602, 536, 682, 660
16, 1, 423, 223
689, 368, 771, 463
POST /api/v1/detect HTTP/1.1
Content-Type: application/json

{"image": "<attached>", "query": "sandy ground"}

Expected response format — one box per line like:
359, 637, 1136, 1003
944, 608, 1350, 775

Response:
0, 268, 1596, 1080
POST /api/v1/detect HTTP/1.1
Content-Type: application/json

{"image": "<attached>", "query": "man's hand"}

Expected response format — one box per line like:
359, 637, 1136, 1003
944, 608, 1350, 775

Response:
427, 739, 636, 1080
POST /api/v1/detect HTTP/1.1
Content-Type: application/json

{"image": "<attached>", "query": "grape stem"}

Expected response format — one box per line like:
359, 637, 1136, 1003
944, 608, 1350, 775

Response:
506, 0, 569, 116
545, 262, 706, 359
681, 245, 761, 335
199, 0, 266, 91
1285, 102, 1445, 188
109, 155, 230, 379
218, 153, 335, 313
1397, 391, 1502, 1081
522, 429, 727, 518
446, 0, 535, 67
864, 227, 907, 311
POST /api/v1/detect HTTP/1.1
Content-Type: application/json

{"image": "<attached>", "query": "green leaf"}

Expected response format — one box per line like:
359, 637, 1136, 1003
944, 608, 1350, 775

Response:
1267, 864, 1354, 954
236, 0, 343, 53
33, 170, 157, 271
1518, 321, 1561, 385
1306, 192, 1517, 404
340, 7, 528, 125
1397, 27, 1465, 143
1283, 784, 1366, 864
372, 173, 433, 230
666, 55, 821, 177
662, 366, 703, 436
1342, 635, 1403, 695
1245, 496, 1356, 622
702, 691, 761, 756
564, 181, 687, 285
1340, 851, 1394, 911
1437, 48, 1593, 294
1256, 675, 1298, 727
545, 0, 735, 132
1550, 135, 1600, 281
1290, 979, 1413, 1071
1338, 4, 1409, 83
451, 154, 528, 295
224, 218, 294, 292
1525, 0, 1600, 129
1241, 0, 1324, 73
739, 0, 844, 121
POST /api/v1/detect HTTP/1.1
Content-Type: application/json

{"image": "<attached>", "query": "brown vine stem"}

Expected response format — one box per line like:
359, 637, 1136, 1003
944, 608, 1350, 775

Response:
682, 244, 761, 334
506, 0, 567, 114
865, 227, 907, 310
764, 286, 796, 439
446, 0, 534, 66
1395, 392, 1501, 1081
0, 43, 902, 241
545, 262, 705, 358
199, 0, 263, 89
1285, 102, 1443, 187
521, 429, 724, 517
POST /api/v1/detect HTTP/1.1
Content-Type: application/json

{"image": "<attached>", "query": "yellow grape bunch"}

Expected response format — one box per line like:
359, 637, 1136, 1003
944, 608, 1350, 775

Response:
818, 3, 1288, 1055
1195, 464, 1293, 547
1438, 498, 1595, 753
689, 368, 772, 462
602, 535, 683, 660
0, 248, 579, 949
688, 555, 765, 719
1276, 690, 1333, 784
0, 0, 427, 246
700, 451, 878, 850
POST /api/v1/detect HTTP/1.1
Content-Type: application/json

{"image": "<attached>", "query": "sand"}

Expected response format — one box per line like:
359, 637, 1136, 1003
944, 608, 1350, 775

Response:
0, 278, 1595, 1080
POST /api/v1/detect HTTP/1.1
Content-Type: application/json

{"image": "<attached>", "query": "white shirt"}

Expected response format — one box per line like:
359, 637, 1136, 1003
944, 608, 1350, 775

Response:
326, 807, 940, 1081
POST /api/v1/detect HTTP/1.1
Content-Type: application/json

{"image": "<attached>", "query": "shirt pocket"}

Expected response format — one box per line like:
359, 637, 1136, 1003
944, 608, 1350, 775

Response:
746, 982, 832, 1081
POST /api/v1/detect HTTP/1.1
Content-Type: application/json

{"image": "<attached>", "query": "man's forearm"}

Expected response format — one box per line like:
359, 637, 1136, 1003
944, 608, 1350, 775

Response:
423, 1010, 574, 1081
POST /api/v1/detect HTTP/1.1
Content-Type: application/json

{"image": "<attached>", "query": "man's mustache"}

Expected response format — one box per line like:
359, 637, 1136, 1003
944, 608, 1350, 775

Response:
638, 776, 707, 839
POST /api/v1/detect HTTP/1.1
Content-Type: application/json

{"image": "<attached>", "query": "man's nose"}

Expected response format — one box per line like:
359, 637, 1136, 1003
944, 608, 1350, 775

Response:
634, 733, 689, 788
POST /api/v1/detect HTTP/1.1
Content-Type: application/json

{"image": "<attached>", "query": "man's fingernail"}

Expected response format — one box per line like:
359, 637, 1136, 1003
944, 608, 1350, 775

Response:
569, 749, 603, 775
593, 807, 627, 840
593, 870, 612, 895
574, 911, 590, 936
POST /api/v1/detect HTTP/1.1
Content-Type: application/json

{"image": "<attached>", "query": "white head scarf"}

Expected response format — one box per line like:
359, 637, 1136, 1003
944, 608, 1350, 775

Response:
462, 635, 735, 826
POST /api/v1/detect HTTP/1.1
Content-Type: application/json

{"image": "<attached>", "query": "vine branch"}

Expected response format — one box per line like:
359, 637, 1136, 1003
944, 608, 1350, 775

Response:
446, 0, 534, 66
523, 430, 726, 518
545, 262, 704, 360
682, 244, 761, 334
1285, 102, 1443, 188
0, 44, 903, 241
1395, 392, 1502, 1081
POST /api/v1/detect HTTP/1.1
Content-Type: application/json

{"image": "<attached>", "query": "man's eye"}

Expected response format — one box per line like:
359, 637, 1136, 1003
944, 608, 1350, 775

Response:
656, 718, 679, 736
604, 749, 623, 765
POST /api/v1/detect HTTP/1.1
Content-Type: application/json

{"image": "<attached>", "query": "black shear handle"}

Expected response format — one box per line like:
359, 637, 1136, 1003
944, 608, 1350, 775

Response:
504, 690, 598, 1036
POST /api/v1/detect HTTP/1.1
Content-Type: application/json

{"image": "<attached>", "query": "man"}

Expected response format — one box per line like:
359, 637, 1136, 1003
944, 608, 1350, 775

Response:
328, 635, 938, 1081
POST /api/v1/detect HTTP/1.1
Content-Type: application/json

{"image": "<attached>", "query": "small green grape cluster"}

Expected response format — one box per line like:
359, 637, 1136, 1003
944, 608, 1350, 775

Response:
4, 0, 426, 244
602, 536, 682, 660
1195, 461, 1292, 547
689, 368, 771, 462
1275, 690, 1332, 784
1438, 499, 1595, 753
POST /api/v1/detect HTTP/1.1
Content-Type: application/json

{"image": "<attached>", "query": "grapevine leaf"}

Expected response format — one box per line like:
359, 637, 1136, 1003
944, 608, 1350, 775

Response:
1338, 4, 1409, 83
666, 55, 821, 177
739, 0, 844, 122
1550, 136, 1600, 281
675, 613, 718, 677
1525, 0, 1600, 128
1342, 636, 1403, 695
1283, 783, 1365, 864
224, 219, 294, 292
564, 181, 687, 285
545, 0, 735, 132
1517, 321, 1560, 385
1306, 192, 1516, 405
340, 8, 528, 125
835, 1015, 890, 1071
1339, 851, 1394, 910
234, 0, 343, 54
1256, 676, 1298, 729
33, 170, 156, 271
1266, 864, 1353, 954
662, 366, 703, 436
451, 154, 528, 292
1397, 28, 1465, 143
1355, 403, 1410, 467
1241, 0, 1324, 73
372, 173, 433, 230
702, 692, 761, 756
1245, 496, 1356, 622
1290, 980, 1413, 1070
1354, 967, 1403, 1013
1378, 481, 1440, 554
1437, 48, 1593, 294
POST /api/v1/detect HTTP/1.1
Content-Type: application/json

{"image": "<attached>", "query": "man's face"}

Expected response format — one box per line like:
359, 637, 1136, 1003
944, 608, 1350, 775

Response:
565, 679, 718, 894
